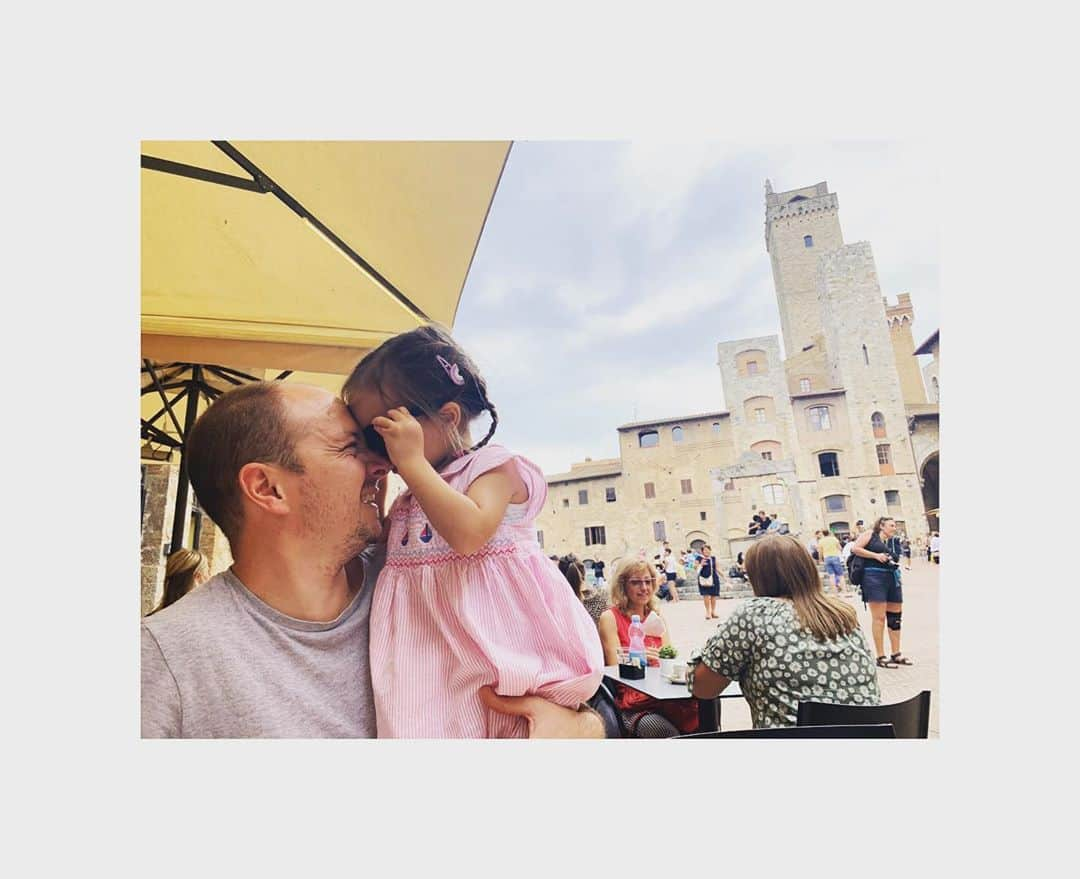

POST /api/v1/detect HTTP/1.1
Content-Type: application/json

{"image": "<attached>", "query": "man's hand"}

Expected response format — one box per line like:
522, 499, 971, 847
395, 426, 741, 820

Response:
479, 687, 605, 739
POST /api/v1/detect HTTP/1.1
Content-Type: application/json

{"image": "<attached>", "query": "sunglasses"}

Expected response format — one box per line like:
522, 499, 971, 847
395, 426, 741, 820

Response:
627, 577, 655, 587
361, 404, 426, 460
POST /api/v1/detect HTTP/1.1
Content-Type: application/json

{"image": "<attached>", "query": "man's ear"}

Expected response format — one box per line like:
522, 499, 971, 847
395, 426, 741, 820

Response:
438, 401, 463, 432
237, 462, 292, 516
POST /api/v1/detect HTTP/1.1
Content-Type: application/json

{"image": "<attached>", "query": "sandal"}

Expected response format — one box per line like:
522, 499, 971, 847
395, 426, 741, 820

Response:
876, 655, 898, 669
890, 653, 914, 666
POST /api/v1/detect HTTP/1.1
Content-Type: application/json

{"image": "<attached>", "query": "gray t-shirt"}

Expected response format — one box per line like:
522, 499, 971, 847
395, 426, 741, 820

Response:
141, 545, 382, 738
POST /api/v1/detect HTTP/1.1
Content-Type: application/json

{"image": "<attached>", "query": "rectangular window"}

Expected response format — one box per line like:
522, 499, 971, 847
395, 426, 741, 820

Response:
885, 490, 901, 509
536, 530, 544, 548
644, 482, 655, 499
762, 484, 786, 505
578, 489, 588, 505
561, 498, 569, 508
825, 495, 847, 512
799, 378, 811, 393
681, 479, 693, 494
877, 444, 894, 475
761, 451, 773, 460
605, 487, 616, 503
754, 408, 766, 423
809, 406, 831, 431
584, 526, 606, 546
652, 521, 666, 541
700, 511, 707, 521
804, 235, 814, 247
819, 452, 840, 477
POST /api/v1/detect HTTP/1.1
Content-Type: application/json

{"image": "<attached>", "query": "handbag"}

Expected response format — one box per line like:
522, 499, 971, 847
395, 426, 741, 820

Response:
697, 560, 714, 587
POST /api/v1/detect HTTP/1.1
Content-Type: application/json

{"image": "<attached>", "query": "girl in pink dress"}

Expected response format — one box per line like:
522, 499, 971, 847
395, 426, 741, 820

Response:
343, 325, 604, 738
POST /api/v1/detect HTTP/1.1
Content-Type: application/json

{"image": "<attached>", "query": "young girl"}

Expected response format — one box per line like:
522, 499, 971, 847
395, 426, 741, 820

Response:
342, 324, 604, 738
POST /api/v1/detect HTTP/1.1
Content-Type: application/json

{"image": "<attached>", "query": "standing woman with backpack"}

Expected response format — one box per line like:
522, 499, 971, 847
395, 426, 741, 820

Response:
851, 516, 913, 669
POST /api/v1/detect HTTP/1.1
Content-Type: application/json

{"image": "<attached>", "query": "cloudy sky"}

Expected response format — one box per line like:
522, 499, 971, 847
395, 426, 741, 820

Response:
454, 141, 940, 476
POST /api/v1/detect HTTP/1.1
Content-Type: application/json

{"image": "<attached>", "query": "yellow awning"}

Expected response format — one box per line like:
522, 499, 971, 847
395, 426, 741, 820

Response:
141, 140, 510, 374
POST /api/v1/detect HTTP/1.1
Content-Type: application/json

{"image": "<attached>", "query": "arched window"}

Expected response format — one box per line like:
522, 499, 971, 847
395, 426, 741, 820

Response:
712, 422, 722, 435
823, 494, 847, 512
871, 411, 886, 438
863, 344, 870, 365
638, 430, 659, 448
672, 426, 684, 443
804, 234, 814, 247
818, 452, 840, 477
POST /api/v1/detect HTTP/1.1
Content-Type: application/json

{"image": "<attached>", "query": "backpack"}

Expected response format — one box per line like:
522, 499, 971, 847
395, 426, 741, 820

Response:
847, 552, 866, 586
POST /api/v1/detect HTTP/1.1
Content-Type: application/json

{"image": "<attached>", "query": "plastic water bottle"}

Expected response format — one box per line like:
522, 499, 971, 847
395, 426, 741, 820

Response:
628, 615, 647, 668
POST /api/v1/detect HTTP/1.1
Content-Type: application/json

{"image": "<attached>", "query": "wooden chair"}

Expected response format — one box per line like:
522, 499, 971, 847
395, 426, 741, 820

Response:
677, 723, 895, 739
797, 690, 931, 739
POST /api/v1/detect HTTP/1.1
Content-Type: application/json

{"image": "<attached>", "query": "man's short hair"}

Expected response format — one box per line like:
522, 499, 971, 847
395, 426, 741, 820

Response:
186, 381, 305, 546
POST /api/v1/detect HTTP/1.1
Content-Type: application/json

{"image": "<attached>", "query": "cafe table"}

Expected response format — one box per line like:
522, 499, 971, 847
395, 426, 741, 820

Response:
602, 665, 744, 734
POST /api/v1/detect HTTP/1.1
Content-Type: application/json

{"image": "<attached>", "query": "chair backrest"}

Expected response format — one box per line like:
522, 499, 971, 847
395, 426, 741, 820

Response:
587, 681, 624, 738
676, 723, 895, 739
797, 690, 931, 739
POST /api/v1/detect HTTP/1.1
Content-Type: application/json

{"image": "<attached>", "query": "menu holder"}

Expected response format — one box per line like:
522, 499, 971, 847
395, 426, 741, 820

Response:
618, 661, 646, 680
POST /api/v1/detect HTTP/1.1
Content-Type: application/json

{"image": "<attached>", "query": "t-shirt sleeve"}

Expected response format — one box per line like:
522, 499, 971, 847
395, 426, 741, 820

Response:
699, 603, 756, 680
141, 625, 182, 738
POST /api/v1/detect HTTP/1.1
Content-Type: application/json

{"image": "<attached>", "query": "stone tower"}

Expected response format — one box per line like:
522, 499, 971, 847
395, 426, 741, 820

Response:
764, 180, 844, 357
885, 293, 928, 405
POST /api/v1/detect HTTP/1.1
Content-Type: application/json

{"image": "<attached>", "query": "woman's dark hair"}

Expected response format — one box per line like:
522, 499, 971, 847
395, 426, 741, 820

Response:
871, 516, 894, 536
558, 553, 586, 599
341, 323, 497, 455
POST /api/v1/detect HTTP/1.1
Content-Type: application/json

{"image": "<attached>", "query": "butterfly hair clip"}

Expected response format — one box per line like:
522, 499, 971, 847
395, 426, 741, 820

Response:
436, 355, 466, 386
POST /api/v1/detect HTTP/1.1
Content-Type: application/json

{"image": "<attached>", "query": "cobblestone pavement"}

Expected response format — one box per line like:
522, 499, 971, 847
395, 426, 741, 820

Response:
656, 557, 940, 737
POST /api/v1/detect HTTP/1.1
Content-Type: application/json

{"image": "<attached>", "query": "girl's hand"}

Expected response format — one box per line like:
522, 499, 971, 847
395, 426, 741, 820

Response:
877, 552, 891, 563
644, 645, 662, 664
371, 407, 426, 471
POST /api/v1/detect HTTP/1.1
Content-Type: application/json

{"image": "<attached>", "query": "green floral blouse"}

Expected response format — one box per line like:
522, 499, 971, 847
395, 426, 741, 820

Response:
694, 597, 881, 728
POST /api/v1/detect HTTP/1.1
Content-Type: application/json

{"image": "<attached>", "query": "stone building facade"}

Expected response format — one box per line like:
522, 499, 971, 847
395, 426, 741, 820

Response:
539, 179, 940, 566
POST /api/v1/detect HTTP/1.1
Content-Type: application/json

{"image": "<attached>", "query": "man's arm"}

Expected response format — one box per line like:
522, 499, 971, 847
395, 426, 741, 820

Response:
478, 687, 605, 739
141, 626, 182, 738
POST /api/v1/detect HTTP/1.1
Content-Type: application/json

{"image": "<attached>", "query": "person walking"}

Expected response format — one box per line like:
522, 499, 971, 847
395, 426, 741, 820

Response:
817, 528, 844, 594
660, 548, 681, 603
697, 544, 721, 620
852, 516, 913, 669
901, 536, 912, 571
930, 531, 941, 564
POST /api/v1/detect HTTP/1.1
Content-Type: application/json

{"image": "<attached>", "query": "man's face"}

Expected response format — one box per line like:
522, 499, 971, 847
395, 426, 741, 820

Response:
279, 385, 390, 565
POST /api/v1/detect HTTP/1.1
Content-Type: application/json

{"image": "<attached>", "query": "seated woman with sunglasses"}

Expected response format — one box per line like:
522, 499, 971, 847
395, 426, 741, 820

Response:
597, 561, 699, 737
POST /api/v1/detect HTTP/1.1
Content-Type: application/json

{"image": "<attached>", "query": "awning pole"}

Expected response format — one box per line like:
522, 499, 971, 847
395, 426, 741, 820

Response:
169, 365, 203, 555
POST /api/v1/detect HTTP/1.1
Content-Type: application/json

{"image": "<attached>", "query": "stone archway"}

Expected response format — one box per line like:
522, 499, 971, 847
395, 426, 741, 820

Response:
920, 452, 939, 532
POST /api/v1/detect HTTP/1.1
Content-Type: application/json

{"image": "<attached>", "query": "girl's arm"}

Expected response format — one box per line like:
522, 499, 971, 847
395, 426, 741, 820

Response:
374, 408, 526, 556
398, 458, 524, 556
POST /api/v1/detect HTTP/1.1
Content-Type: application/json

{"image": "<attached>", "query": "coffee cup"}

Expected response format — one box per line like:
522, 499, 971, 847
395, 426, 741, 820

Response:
670, 662, 687, 683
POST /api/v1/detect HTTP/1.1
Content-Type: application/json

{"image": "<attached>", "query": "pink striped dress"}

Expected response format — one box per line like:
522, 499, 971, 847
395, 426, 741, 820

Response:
370, 443, 605, 738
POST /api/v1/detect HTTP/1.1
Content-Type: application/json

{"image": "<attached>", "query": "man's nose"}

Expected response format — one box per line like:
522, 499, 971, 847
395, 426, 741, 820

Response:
362, 452, 391, 478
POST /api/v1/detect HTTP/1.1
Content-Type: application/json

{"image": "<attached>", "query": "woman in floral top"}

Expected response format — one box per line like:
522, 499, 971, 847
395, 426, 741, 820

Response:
688, 534, 880, 728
